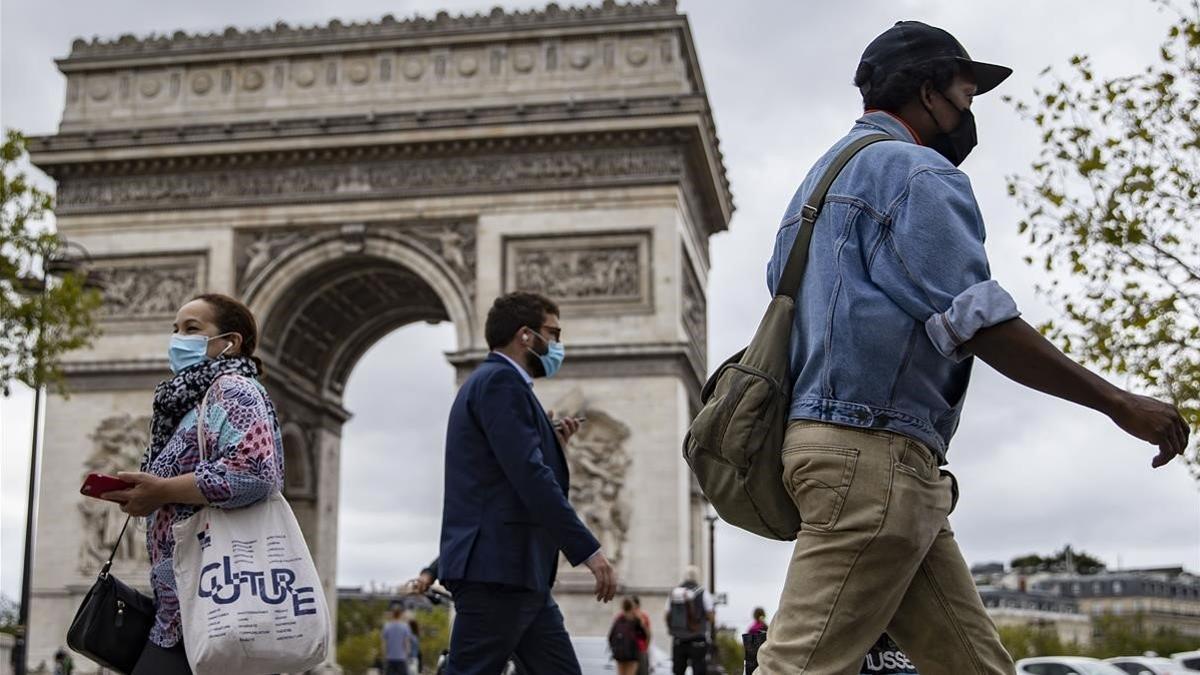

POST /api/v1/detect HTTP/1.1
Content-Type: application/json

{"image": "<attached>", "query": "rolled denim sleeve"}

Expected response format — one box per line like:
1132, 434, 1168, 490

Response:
870, 168, 1020, 362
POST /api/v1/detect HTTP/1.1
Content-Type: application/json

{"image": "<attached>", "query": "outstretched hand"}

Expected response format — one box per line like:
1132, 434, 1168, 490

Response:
1109, 392, 1191, 468
583, 551, 617, 603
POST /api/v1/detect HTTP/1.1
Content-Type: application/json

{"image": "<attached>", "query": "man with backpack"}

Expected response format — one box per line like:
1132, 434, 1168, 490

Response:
746, 19, 1188, 675
664, 566, 714, 675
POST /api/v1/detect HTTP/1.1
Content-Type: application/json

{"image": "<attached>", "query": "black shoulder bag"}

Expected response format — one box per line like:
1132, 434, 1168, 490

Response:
67, 515, 156, 674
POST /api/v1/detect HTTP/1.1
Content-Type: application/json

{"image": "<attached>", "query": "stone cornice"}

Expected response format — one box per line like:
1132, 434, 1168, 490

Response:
29, 96, 733, 226
63, 0, 679, 62
30, 94, 707, 154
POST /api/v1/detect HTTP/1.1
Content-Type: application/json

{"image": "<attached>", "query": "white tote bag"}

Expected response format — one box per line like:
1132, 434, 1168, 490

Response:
172, 378, 331, 675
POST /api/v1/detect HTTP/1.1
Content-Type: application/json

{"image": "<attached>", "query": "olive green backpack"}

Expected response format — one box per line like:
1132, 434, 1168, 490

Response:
683, 133, 892, 540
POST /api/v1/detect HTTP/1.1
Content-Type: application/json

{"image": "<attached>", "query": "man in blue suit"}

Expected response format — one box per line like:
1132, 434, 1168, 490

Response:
439, 292, 617, 675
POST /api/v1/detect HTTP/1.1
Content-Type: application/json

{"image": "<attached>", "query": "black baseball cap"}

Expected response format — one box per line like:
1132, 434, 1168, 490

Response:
860, 21, 1012, 95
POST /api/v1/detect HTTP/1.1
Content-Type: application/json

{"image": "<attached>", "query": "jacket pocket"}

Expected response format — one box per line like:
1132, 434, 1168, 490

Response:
782, 447, 858, 531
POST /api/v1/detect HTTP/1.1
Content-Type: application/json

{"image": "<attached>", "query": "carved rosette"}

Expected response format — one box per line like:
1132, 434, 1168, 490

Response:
79, 414, 152, 574
504, 231, 652, 314
90, 255, 204, 320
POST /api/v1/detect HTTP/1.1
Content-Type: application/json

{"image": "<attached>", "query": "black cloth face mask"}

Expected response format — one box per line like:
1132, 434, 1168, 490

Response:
924, 90, 977, 166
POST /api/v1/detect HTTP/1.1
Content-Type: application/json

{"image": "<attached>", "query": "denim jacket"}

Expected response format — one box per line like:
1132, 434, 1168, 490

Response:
766, 111, 1020, 461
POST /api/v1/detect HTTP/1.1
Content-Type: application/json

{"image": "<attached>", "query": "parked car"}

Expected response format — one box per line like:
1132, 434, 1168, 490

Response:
1017, 656, 1129, 675
1170, 650, 1200, 672
1106, 655, 1195, 674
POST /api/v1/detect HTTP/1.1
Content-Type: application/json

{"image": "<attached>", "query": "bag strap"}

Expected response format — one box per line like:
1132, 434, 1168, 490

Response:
197, 375, 231, 463
98, 516, 132, 579
775, 133, 893, 298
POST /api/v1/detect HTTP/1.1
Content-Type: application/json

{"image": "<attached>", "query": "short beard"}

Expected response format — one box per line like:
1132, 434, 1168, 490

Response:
525, 349, 547, 378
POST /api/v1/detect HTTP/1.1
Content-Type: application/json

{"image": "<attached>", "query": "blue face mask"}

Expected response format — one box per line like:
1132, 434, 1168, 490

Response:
168, 333, 231, 374
526, 329, 565, 378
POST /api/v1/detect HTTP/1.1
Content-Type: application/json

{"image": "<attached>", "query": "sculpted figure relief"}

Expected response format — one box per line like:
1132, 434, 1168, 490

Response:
554, 392, 633, 565
78, 414, 152, 574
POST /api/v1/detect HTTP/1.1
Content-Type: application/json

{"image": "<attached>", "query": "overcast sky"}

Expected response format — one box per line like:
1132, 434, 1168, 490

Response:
2, 0, 1198, 634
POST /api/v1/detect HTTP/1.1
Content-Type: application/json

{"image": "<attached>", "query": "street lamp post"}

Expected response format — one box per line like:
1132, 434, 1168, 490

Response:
12, 239, 102, 675
704, 508, 723, 675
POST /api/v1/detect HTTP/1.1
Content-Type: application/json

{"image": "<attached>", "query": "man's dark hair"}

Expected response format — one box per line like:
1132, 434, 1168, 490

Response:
853, 58, 962, 113
485, 292, 560, 350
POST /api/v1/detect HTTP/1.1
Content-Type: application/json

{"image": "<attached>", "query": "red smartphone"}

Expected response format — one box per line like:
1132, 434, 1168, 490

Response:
80, 473, 134, 499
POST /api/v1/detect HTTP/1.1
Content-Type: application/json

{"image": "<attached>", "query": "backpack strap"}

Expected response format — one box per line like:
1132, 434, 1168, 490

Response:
775, 133, 893, 298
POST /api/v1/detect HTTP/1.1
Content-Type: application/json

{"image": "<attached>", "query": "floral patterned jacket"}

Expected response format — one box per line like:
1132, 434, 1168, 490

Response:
143, 375, 285, 648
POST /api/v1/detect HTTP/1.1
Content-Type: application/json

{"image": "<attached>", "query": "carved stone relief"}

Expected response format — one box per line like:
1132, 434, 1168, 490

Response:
505, 231, 652, 314
681, 251, 707, 365
235, 221, 477, 300
238, 230, 305, 287
79, 414, 151, 574
90, 254, 205, 320
553, 390, 632, 566
408, 221, 478, 299
56, 146, 685, 214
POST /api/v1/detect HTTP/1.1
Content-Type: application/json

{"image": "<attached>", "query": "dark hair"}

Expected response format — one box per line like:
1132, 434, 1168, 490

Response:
853, 58, 961, 112
753, 607, 766, 620
193, 293, 264, 375
484, 292, 559, 350
631, 595, 641, 607
409, 619, 420, 637
622, 597, 634, 612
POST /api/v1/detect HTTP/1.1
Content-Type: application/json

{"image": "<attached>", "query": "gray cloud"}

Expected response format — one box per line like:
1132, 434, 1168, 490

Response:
2, 0, 1197, 637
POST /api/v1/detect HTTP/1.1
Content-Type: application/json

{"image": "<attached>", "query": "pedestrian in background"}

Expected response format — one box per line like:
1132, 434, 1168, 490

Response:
609, 598, 648, 675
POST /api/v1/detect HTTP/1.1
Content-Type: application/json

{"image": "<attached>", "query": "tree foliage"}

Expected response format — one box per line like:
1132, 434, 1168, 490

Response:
716, 626, 745, 675
998, 614, 1192, 660
1006, 1, 1200, 479
335, 597, 449, 674
997, 623, 1087, 660
1010, 545, 1108, 575
0, 128, 101, 395
1088, 612, 1197, 658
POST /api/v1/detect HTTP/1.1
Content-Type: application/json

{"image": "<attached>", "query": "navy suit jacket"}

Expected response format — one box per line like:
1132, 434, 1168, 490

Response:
438, 353, 600, 592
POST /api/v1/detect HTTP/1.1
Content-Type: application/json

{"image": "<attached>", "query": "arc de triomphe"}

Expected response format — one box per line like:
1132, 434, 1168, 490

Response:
25, 0, 732, 669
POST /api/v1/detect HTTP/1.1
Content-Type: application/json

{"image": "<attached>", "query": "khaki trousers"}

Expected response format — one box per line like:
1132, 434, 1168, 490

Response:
756, 422, 1015, 675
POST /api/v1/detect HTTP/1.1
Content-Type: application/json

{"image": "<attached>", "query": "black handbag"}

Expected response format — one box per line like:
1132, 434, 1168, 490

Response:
67, 516, 156, 674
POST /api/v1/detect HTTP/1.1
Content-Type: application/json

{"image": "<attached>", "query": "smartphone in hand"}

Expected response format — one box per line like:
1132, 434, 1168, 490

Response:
80, 473, 134, 499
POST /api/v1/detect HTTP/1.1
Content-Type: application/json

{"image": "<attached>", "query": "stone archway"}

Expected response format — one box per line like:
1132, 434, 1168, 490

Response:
23, 1, 732, 671
239, 222, 477, 635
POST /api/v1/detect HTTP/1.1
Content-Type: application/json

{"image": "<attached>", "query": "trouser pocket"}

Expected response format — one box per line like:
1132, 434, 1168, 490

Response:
781, 446, 859, 531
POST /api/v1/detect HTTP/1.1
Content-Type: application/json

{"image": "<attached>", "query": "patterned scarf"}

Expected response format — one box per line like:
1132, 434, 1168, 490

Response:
143, 356, 260, 468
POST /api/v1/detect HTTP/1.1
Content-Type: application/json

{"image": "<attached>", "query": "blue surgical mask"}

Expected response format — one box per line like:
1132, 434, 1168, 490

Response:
168, 333, 231, 374
526, 328, 565, 378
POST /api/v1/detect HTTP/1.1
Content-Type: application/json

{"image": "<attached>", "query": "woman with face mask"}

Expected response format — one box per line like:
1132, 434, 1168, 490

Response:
100, 293, 285, 675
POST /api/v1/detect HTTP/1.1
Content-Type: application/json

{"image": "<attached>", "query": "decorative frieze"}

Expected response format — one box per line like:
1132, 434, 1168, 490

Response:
504, 231, 652, 314
55, 145, 686, 215
90, 254, 205, 320
59, 23, 691, 134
